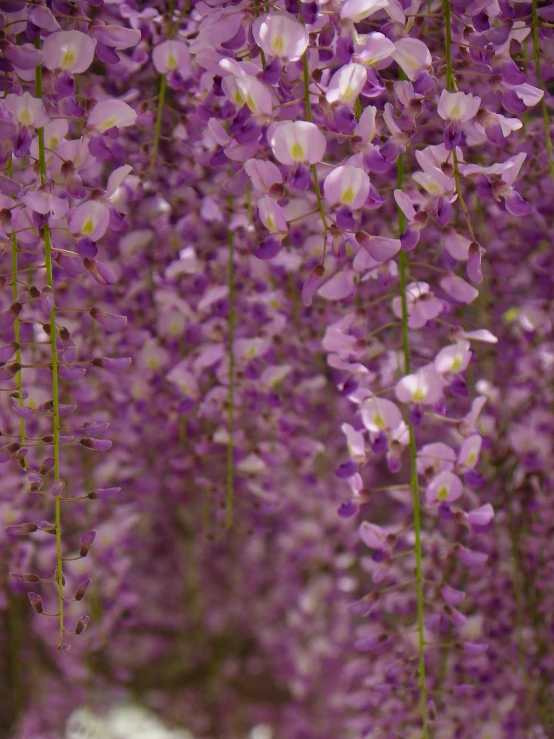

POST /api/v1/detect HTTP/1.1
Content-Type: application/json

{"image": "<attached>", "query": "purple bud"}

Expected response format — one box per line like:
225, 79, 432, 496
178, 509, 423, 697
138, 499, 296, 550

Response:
262, 58, 282, 85
22, 572, 41, 583
39, 457, 55, 474
79, 530, 97, 557
413, 70, 435, 95
84, 259, 117, 285
501, 59, 526, 85
88, 134, 113, 161
92, 356, 132, 372
74, 615, 90, 635
441, 584, 466, 607
335, 460, 358, 479
466, 242, 483, 284
290, 164, 311, 191
0, 342, 17, 363
443, 121, 462, 151
302, 264, 325, 307
401, 227, 420, 251
255, 235, 282, 260
59, 365, 87, 381
301, 0, 318, 24
76, 238, 98, 260
333, 105, 357, 134
79, 437, 113, 452
463, 641, 488, 656
364, 147, 392, 174
410, 404, 424, 426
455, 545, 488, 568
89, 307, 127, 332
371, 432, 387, 454
336, 32, 354, 64
338, 500, 359, 518
74, 578, 92, 601
28, 592, 44, 614
84, 421, 109, 435
11, 404, 32, 420
6, 522, 38, 536
0, 302, 21, 330
87, 486, 120, 501
464, 469, 485, 489
335, 206, 356, 230
354, 633, 389, 652
436, 196, 453, 226
14, 126, 32, 158
57, 404, 77, 417
28, 5, 60, 31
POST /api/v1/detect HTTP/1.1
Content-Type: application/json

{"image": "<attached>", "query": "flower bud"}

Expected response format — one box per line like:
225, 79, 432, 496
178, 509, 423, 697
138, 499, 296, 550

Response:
79, 437, 112, 451
89, 307, 127, 332
0, 342, 18, 364
92, 356, 132, 372
28, 593, 44, 614
79, 530, 96, 557
39, 457, 55, 474
23, 573, 41, 583
301, 264, 325, 307
6, 522, 38, 536
74, 615, 90, 635
74, 578, 92, 601
87, 486, 120, 501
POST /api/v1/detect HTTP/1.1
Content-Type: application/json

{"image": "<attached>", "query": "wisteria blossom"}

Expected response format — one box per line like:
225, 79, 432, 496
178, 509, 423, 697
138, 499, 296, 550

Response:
0, 1, 552, 738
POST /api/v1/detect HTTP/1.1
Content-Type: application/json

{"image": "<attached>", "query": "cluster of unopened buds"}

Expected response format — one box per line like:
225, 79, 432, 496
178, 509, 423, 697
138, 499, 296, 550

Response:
1, 13, 139, 651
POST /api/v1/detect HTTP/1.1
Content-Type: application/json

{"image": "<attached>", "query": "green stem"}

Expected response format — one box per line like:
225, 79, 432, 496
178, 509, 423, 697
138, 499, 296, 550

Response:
443, 0, 476, 241
532, 0, 554, 183
167, 0, 177, 38
225, 227, 235, 531
8, 156, 25, 458
302, 50, 312, 122
149, 73, 167, 174
397, 154, 429, 737
35, 43, 64, 651
302, 51, 328, 259
254, 0, 266, 67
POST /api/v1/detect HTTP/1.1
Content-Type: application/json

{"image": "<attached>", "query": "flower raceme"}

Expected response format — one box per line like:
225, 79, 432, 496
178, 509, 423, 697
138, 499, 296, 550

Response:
0, 0, 550, 736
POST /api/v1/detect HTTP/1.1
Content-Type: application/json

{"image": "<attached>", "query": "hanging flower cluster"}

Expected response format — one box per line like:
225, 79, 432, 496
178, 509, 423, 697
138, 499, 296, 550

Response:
1, 0, 554, 737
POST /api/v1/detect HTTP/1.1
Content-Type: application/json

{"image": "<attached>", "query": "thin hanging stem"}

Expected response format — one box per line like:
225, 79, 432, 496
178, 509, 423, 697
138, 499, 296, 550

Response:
225, 226, 235, 531
35, 40, 64, 651
397, 152, 429, 737
443, 0, 476, 242
532, 0, 554, 183
254, 0, 266, 67
149, 0, 176, 173
302, 50, 328, 261
149, 74, 167, 174
7, 155, 25, 460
